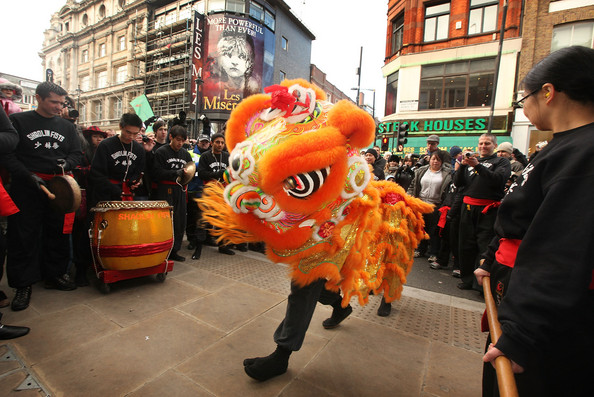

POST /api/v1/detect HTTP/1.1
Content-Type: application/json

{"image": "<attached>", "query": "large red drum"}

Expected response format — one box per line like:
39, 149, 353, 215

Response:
90, 201, 174, 271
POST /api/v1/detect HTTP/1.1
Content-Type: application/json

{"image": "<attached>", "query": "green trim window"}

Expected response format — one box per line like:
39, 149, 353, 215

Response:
419, 58, 495, 110
468, 0, 498, 35
424, 3, 450, 42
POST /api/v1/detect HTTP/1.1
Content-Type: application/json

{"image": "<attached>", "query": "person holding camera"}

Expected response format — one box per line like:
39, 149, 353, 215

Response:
453, 134, 510, 291
2, 82, 83, 311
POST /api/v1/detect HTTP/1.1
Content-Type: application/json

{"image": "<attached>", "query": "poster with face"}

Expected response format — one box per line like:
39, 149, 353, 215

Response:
202, 14, 264, 114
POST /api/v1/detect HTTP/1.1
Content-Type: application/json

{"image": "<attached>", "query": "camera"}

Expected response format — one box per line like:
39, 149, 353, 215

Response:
68, 108, 79, 118
141, 134, 150, 143
465, 152, 477, 158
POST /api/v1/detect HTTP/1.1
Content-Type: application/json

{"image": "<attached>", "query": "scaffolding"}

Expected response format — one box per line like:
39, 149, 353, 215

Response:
136, 1, 195, 125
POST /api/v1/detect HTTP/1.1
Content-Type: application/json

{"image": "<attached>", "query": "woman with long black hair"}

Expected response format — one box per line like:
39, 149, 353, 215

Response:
475, 46, 594, 396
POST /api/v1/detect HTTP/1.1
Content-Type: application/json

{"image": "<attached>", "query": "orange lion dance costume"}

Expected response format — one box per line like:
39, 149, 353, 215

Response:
199, 79, 432, 307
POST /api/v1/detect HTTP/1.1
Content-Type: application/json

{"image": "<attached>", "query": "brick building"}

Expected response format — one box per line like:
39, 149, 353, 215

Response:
380, 0, 523, 154
510, 0, 594, 154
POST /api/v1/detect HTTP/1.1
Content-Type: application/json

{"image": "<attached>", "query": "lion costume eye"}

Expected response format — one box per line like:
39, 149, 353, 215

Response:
228, 141, 255, 183
283, 167, 330, 199
231, 154, 241, 173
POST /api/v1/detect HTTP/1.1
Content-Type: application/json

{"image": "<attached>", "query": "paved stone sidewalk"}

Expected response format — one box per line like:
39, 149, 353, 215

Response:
0, 245, 486, 396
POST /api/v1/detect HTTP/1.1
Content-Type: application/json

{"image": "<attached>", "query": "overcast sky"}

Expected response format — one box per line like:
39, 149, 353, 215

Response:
1, 0, 388, 116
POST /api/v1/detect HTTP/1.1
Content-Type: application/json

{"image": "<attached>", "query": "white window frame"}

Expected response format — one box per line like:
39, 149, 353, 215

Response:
424, 3, 450, 42
551, 21, 594, 52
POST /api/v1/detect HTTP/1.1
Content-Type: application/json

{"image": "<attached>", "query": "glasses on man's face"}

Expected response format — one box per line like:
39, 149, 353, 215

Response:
513, 88, 540, 108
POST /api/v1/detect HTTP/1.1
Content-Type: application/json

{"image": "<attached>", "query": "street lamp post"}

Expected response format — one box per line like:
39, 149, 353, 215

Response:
75, 85, 82, 110
351, 87, 376, 119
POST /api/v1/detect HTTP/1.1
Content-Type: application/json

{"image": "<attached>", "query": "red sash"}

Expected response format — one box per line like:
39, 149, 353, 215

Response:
33, 171, 57, 181
0, 178, 19, 216
109, 178, 133, 201
437, 206, 450, 229
463, 196, 501, 214
495, 238, 521, 268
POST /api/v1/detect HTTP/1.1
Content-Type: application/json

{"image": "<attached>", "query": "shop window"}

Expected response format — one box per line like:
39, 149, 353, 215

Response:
551, 21, 594, 52
80, 75, 90, 91
209, 0, 225, 12
424, 3, 450, 42
468, 0, 498, 35
99, 43, 106, 57
391, 13, 404, 54
385, 71, 399, 115
79, 103, 86, 123
114, 98, 123, 118
95, 100, 103, 120
227, 0, 245, 13
115, 65, 127, 84
418, 57, 495, 110
97, 70, 108, 88
118, 35, 126, 51
264, 9, 275, 31
250, 1, 264, 21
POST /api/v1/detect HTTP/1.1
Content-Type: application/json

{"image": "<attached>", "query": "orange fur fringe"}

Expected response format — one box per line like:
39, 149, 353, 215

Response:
198, 180, 433, 307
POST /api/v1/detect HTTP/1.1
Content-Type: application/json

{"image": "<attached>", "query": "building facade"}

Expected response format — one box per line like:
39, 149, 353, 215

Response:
41, 0, 321, 135
510, 0, 594, 155
41, 0, 148, 133
380, 0, 523, 155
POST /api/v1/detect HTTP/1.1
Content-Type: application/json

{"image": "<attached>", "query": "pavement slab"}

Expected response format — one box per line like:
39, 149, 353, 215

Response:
0, 244, 486, 396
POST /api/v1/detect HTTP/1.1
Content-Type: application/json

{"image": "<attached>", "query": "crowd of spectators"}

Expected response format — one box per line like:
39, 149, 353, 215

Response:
378, 133, 528, 291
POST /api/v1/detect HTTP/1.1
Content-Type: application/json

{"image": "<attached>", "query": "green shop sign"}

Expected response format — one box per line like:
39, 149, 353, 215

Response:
374, 135, 512, 155
378, 115, 508, 134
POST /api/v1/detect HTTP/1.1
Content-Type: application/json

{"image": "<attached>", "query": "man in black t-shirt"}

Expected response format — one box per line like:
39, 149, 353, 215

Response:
89, 113, 146, 205
3, 82, 83, 311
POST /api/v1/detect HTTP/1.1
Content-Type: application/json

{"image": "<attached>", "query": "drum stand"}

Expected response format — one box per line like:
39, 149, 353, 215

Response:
89, 226, 174, 294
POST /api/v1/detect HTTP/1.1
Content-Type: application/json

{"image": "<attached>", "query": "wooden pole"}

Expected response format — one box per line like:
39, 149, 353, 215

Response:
40, 185, 56, 200
482, 275, 519, 397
